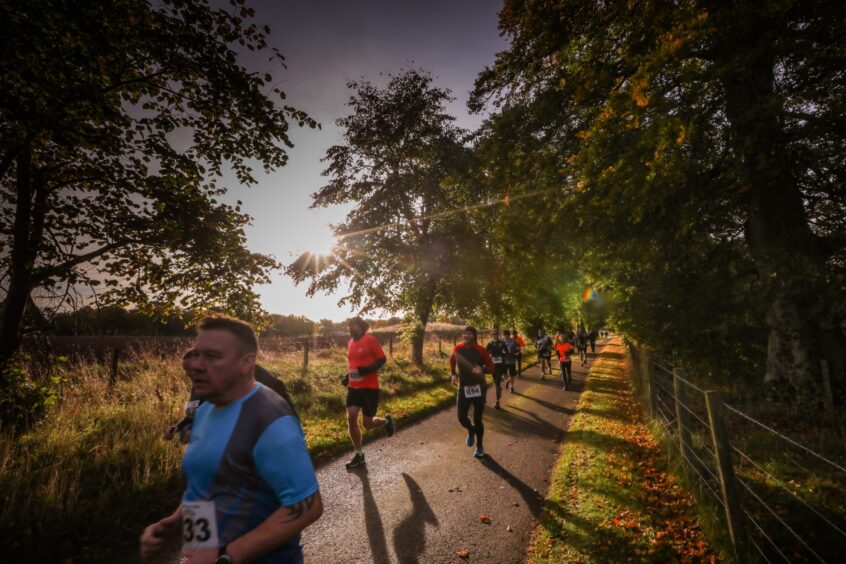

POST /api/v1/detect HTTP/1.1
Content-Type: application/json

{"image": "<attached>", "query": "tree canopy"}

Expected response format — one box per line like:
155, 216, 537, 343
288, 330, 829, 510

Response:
0, 0, 318, 367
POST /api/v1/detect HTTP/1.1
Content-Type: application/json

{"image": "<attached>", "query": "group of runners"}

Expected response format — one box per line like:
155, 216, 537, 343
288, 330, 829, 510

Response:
141, 315, 601, 563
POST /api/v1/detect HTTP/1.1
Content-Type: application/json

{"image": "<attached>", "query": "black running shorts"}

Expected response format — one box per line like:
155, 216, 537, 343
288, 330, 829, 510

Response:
346, 387, 380, 417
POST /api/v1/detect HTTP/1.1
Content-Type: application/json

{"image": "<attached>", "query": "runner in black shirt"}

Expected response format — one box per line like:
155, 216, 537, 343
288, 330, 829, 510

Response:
449, 326, 495, 458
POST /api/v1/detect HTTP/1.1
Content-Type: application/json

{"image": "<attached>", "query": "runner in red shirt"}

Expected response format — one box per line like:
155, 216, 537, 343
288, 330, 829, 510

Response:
555, 332, 575, 390
513, 331, 526, 376
344, 317, 395, 468
449, 326, 496, 458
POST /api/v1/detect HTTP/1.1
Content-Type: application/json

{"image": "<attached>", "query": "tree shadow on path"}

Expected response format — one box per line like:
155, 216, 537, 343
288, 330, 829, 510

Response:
351, 466, 391, 564
391, 473, 439, 564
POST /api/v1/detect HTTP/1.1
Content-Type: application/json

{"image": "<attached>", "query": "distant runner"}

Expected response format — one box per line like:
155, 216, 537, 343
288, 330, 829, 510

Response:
535, 329, 554, 380
576, 326, 589, 367
555, 332, 574, 390
140, 316, 322, 564
450, 326, 495, 458
502, 329, 519, 392
513, 330, 525, 376
343, 316, 395, 469
588, 328, 598, 354
486, 328, 510, 409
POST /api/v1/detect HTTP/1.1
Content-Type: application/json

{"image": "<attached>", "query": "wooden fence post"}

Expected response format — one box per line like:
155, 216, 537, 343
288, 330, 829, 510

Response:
705, 390, 746, 556
389, 335, 393, 357
303, 339, 309, 370
641, 348, 655, 419
109, 347, 121, 386
821, 360, 834, 418
674, 368, 694, 465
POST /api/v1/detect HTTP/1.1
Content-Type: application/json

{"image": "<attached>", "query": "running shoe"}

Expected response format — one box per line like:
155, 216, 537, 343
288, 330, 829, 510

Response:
384, 414, 395, 437
474, 446, 485, 458
466, 430, 475, 447
345, 452, 365, 468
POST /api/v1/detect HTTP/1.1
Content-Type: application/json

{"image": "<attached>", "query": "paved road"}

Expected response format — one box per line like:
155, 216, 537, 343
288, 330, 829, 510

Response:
302, 343, 605, 563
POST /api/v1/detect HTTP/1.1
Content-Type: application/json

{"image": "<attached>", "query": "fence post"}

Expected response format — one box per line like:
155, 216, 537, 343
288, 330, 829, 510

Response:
109, 347, 121, 386
389, 335, 393, 357
673, 368, 694, 465
640, 349, 655, 418
438, 337, 442, 356
821, 360, 834, 418
705, 390, 746, 555
303, 338, 309, 370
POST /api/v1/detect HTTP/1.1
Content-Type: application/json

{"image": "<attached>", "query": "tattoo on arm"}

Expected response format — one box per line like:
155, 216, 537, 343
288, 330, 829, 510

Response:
280, 493, 318, 524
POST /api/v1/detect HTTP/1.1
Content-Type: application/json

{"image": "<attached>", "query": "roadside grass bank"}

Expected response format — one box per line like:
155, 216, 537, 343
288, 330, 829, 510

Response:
529, 339, 719, 563
0, 341, 454, 563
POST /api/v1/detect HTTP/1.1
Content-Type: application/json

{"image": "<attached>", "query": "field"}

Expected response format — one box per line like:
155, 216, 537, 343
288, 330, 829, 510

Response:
0, 336, 457, 563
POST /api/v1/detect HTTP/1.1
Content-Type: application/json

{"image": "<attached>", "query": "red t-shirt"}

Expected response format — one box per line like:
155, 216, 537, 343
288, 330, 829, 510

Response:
556, 342, 574, 362
347, 333, 385, 389
515, 336, 526, 347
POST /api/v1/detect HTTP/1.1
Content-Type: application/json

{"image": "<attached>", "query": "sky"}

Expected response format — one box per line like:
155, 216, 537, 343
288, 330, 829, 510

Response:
220, 0, 509, 321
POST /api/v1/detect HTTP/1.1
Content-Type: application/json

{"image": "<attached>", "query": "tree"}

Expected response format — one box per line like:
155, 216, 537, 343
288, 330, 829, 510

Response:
472, 0, 845, 403
0, 0, 318, 372
286, 69, 476, 365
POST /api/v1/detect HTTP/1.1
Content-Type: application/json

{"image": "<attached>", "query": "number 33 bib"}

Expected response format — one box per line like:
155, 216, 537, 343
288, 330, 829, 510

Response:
182, 500, 219, 549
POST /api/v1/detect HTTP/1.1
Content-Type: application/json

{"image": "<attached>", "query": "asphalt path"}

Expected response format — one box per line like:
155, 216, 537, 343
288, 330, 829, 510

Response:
301, 342, 606, 563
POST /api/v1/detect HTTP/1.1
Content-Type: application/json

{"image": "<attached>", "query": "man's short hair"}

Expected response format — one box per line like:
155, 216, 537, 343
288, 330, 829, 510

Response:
197, 316, 258, 355
503, 329, 511, 337
348, 316, 369, 332
464, 326, 478, 340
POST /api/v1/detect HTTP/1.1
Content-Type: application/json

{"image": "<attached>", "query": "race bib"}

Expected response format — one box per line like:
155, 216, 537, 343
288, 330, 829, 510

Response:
492, 356, 502, 364
348, 368, 363, 382
182, 500, 219, 549
184, 399, 200, 418
463, 384, 482, 398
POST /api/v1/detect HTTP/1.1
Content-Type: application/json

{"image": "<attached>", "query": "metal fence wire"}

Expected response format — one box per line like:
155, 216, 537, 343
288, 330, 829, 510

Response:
627, 344, 846, 564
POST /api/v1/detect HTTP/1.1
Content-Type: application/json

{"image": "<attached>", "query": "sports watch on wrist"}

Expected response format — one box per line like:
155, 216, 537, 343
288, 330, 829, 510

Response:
215, 544, 232, 564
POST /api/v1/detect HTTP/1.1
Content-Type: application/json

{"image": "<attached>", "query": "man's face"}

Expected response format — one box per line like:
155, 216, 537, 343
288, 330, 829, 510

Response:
349, 323, 364, 340
492, 332, 500, 341
186, 329, 255, 403
539, 330, 545, 337
462, 330, 475, 345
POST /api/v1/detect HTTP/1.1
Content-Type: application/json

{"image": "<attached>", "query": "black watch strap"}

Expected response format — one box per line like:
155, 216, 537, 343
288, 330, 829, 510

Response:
215, 544, 232, 564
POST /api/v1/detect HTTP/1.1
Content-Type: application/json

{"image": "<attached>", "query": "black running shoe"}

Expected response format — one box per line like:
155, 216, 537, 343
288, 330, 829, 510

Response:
384, 414, 395, 437
345, 452, 365, 468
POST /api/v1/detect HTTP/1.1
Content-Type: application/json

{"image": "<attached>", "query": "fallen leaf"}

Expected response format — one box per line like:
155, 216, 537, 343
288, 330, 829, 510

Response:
457, 549, 469, 558
480, 515, 492, 524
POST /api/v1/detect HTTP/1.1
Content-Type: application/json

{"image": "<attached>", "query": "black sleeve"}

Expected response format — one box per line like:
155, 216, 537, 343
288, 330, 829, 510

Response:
357, 355, 387, 375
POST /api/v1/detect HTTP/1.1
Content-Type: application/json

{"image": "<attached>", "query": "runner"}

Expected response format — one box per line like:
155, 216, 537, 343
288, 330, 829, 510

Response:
555, 332, 574, 390
343, 316, 395, 469
535, 329, 554, 379
576, 326, 589, 367
502, 329, 519, 392
588, 327, 598, 354
513, 330, 525, 376
140, 316, 322, 564
449, 326, 495, 458
486, 328, 510, 409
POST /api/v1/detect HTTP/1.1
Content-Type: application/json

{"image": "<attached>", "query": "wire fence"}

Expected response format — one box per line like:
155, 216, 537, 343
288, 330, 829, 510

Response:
627, 344, 846, 563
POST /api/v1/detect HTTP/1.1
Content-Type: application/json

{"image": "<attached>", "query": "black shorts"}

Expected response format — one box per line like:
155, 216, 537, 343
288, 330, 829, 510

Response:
492, 365, 509, 385
346, 387, 380, 417
505, 363, 516, 377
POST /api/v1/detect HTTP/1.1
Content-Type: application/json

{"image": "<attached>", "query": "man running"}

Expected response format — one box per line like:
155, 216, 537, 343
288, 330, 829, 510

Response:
140, 316, 322, 564
555, 332, 575, 390
486, 328, 510, 409
450, 326, 495, 458
502, 329, 519, 392
576, 326, 589, 367
344, 316, 395, 469
588, 327, 598, 354
535, 329, 554, 379
513, 330, 526, 376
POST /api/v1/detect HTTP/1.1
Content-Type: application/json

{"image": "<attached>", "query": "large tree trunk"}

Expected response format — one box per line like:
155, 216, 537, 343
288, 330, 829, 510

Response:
716, 9, 846, 404
410, 278, 437, 366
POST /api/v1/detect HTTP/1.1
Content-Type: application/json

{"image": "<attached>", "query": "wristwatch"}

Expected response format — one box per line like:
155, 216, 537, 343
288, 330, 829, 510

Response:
215, 544, 232, 564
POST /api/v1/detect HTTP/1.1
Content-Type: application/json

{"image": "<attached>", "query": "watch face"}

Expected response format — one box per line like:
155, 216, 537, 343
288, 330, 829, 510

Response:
214, 555, 232, 564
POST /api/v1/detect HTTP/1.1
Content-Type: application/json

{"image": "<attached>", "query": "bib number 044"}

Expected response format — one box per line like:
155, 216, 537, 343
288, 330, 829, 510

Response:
182, 500, 219, 549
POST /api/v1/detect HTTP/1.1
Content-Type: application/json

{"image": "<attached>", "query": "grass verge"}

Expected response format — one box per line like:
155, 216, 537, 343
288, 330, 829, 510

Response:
528, 339, 719, 563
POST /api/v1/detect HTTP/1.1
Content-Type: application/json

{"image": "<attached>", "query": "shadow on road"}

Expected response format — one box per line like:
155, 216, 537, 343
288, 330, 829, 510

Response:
478, 455, 545, 515
351, 467, 391, 564
391, 473, 439, 564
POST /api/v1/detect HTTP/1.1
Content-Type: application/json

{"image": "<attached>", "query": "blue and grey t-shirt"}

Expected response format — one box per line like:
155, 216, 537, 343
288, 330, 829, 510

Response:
182, 383, 319, 563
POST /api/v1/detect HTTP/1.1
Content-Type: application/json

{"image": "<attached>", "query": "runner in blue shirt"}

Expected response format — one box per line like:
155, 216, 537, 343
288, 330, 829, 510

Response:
140, 316, 322, 564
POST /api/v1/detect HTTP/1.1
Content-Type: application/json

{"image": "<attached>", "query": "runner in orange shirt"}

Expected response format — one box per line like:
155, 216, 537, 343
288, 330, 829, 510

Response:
344, 316, 395, 468
513, 330, 526, 376
555, 332, 575, 390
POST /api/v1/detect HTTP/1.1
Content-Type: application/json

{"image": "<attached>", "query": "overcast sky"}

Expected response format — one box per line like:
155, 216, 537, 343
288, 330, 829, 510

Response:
222, 0, 508, 321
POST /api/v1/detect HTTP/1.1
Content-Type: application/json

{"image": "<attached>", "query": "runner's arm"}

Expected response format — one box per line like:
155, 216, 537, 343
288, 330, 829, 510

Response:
479, 346, 496, 374
222, 491, 323, 564
356, 355, 386, 375
139, 506, 182, 561
449, 348, 457, 375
